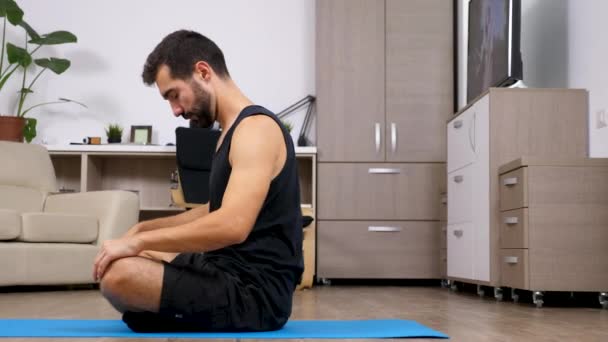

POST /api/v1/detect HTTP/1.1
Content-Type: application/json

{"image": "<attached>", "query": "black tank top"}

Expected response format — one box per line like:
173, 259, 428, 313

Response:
205, 105, 304, 298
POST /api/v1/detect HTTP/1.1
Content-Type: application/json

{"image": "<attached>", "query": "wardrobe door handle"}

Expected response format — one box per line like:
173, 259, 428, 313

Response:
453, 120, 463, 129
374, 123, 381, 154
368, 226, 402, 232
453, 175, 464, 183
390, 123, 397, 153
368, 168, 401, 174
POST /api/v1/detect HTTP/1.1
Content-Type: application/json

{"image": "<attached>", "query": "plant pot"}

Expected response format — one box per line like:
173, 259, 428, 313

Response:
107, 136, 122, 144
0, 116, 25, 142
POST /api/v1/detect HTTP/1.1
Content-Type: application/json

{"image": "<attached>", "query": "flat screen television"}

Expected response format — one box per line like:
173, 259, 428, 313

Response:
467, 0, 522, 103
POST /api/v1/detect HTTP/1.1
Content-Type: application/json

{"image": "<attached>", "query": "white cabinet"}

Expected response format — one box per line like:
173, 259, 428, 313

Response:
446, 88, 588, 286
447, 222, 473, 279
447, 94, 490, 282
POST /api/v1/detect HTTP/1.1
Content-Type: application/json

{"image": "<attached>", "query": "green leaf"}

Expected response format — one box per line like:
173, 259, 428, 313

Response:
23, 117, 37, 143
35, 58, 70, 74
6, 42, 32, 67
29, 31, 77, 45
0, 0, 24, 25
18, 20, 40, 40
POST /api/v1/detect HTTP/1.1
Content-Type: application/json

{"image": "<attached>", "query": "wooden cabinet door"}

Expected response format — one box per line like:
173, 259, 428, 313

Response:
316, 0, 386, 162
385, 0, 453, 162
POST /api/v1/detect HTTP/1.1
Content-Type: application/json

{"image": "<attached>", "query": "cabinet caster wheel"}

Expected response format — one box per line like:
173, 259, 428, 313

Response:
599, 292, 608, 309
533, 291, 544, 308
320, 278, 331, 286
441, 279, 450, 288
511, 289, 519, 303
477, 285, 485, 297
450, 283, 458, 292
494, 287, 503, 301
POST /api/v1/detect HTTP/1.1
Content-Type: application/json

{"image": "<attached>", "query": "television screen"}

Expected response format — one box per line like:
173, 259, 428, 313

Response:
467, 0, 521, 103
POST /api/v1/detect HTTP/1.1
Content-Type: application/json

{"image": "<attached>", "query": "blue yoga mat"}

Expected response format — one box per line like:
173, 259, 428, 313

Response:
0, 319, 448, 339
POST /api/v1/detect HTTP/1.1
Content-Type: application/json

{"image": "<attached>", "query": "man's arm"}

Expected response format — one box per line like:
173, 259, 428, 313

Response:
134, 115, 283, 252
123, 204, 209, 237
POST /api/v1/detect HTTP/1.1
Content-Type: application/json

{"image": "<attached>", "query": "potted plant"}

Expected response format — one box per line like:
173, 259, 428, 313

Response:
105, 123, 123, 144
0, 0, 85, 143
281, 120, 293, 133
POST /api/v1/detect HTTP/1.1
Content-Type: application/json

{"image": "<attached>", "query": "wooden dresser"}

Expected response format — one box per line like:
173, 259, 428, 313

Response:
498, 157, 608, 308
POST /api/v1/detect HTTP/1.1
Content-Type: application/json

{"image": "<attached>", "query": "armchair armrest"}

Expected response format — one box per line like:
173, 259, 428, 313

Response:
43, 190, 139, 245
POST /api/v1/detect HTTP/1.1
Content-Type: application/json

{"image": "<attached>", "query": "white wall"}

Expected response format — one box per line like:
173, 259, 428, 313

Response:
457, 0, 608, 157
568, 0, 608, 157
0, 0, 315, 145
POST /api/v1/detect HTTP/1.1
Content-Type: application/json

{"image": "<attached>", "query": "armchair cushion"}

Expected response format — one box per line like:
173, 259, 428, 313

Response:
19, 213, 98, 243
44, 190, 139, 244
0, 185, 46, 213
0, 209, 21, 241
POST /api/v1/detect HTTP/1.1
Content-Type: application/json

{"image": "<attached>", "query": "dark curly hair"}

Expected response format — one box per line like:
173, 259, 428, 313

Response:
142, 30, 230, 85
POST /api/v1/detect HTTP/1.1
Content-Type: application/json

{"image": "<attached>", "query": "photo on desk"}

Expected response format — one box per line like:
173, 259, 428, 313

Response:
130, 125, 152, 145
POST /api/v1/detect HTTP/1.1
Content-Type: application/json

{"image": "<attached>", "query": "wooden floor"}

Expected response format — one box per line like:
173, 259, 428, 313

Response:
1, 284, 607, 341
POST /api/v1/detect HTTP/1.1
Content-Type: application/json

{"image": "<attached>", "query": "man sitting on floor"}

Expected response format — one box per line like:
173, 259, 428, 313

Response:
93, 29, 304, 332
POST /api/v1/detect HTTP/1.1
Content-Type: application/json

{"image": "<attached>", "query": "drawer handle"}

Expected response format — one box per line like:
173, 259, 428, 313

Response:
374, 123, 381, 154
441, 225, 447, 232
368, 168, 401, 174
504, 256, 519, 264
453, 229, 463, 238
441, 196, 447, 204
453, 120, 463, 129
454, 175, 464, 183
504, 217, 519, 225
368, 226, 402, 232
503, 177, 518, 186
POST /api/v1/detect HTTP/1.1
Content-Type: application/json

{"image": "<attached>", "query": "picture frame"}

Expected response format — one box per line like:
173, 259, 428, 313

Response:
130, 125, 152, 145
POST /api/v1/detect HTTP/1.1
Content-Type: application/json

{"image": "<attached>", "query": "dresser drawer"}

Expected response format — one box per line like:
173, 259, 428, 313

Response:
317, 221, 440, 279
500, 167, 528, 211
318, 163, 445, 220
500, 249, 529, 290
447, 109, 476, 173
500, 209, 528, 248
448, 164, 474, 224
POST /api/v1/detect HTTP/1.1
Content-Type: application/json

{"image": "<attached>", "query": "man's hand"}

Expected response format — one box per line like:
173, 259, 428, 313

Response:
93, 237, 144, 282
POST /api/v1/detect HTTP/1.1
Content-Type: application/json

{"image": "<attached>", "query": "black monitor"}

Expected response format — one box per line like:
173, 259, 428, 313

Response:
467, 0, 522, 103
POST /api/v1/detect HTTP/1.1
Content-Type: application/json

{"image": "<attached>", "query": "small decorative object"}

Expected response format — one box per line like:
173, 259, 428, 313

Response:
105, 123, 123, 143
281, 120, 293, 133
83, 136, 101, 145
130, 125, 152, 145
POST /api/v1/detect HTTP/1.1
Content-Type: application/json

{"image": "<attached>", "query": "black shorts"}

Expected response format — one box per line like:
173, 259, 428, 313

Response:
122, 253, 289, 333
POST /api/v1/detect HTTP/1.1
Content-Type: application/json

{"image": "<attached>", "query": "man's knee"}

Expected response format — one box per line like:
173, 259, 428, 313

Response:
100, 257, 137, 297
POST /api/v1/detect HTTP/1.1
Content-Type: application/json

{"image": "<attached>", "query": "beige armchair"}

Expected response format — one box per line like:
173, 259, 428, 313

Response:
0, 141, 139, 286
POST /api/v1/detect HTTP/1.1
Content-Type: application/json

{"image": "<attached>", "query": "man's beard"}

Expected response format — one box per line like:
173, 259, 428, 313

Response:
187, 80, 214, 128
